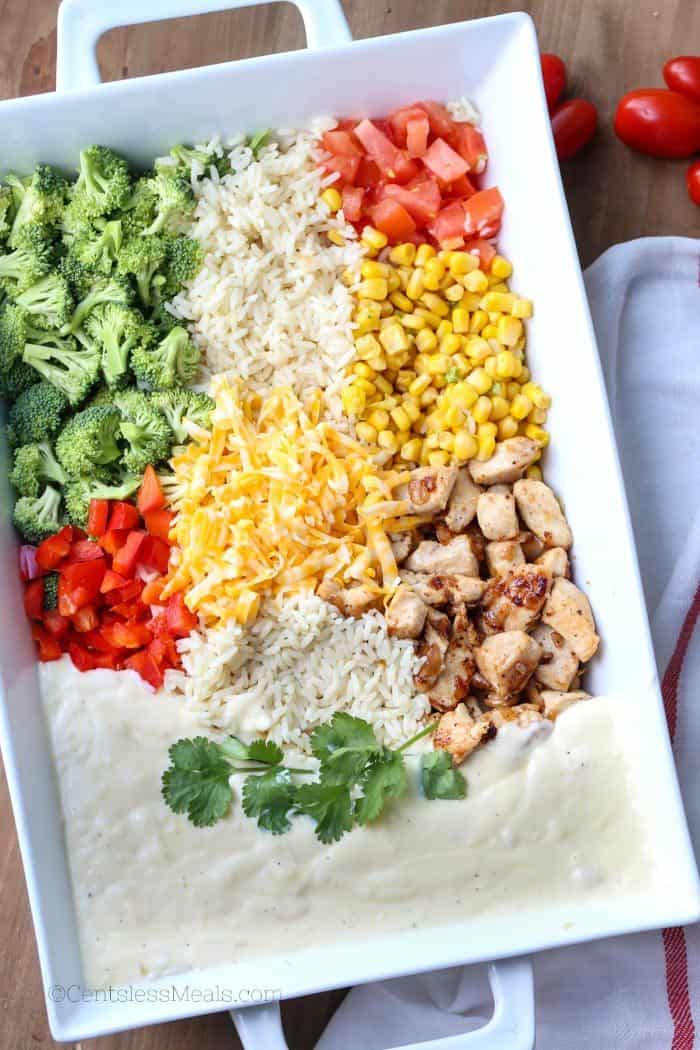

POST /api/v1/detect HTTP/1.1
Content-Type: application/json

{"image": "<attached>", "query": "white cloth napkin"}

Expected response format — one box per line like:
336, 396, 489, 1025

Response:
318, 237, 700, 1050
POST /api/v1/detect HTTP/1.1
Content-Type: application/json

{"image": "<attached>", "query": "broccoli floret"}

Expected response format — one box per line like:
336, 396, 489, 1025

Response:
8, 165, 68, 247
141, 171, 195, 237
69, 146, 131, 221
151, 388, 214, 443
120, 177, 158, 238
85, 302, 152, 389
43, 572, 59, 610
85, 383, 115, 408
63, 468, 141, 528
114, 389, 173, 473
161, 234, 202, 299
155, 143, 231, 180
0, 185, 15, 244
149, 301, 181, 335
8, 380, 67, 445
0, 224, 53, 292
0, 359, 37, 401
23, 331, 99, 407
70, 219, 123, 275
116, 234, 167, 307
64, 274, 132, 335
12, 484, 63, 543
130, 326, 199, 390
0, 303, 29, 374
10, 441, 66, 497
15, 272, 73, 330
55, 404, 122, 477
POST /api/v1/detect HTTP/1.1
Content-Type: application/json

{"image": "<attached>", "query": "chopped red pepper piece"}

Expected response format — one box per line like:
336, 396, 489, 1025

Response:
143, 509, 174, 544
100, 569, 130, 594
166, 592, 198, 638
71, 605, 99, 633
141, 576, 166, 606
24, 578, 45, 621
36, 532, 72, 571
42, 610, 70, 640
139, 535, 171, 574
68, 642, 119, 673
137, 466, 165, 516
125, 649, 164, 689
101, 621, 153, 650
59, 558, 106, 614
32, 623, 62, 661
108, 501, 141, 533
87, 499, 110, 538
99, 529, 130, 557
111, 530, 147, 578
67, 539, 105, 563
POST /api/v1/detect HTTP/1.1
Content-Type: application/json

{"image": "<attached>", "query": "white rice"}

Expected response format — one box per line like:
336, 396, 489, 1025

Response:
164, 594, 429, 755
169, 123, 362, 399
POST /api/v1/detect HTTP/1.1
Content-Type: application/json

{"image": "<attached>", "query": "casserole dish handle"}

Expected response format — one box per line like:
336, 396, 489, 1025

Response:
230, 957, 534, 1050
56, 0, 352, 91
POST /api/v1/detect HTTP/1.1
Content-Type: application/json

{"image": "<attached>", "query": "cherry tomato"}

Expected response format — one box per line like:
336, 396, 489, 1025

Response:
614, 89, 700, 158
663, 56, 700, 105
541, 54, 567, 111
687, 161, 700, 206
551, 99, 598, 160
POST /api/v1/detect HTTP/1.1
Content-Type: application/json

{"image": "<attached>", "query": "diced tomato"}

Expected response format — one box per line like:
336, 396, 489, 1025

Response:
43, 610, 70, 640
392, 151, 421, 185
354, 156, 382, 189
59, 558, 106, 615
71, 605, 99, 633
353, 119, 402, 176
341, 185, 364, 222
108, 501, 141, 532
36, 532, 71, 571
100, 569, 129, 594
67, 539, 105, 563
449, 124, 488, 173
423, 137, 469, 184
144, 509, 175, 543
388, 105, 430, 147
87, 499, 110, 538
465, 238, 497, 269
32, 623, 62, 662
141, 576, 166, 606
68, 642, 118, 673
321, 154, 360, 185
428, 201, 467, 246
137, 466, 165, 515
370, 198, 416, 241
24, 578, 45, 621
382, 178, 441, 223
445, 173, 477, 199
321, 129, 361, 156
417, 100, 456, 139
125, 649, 164, 689
138, 536, 171, 575
101, 621, 153, 650
166, 592, 198, 638
111, 530, 147, 578
406, 116, 430, 157
99, 529, 130, 557
463, 186, 504, 238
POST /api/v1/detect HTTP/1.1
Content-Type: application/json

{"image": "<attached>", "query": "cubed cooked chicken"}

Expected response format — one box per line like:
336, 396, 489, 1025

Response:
414, 610, 450, 691
540, 689, 591, 719
386, 584, 429, 640
389, 532, 414, 565
485, 539, 525, 577
534, 547, 570, 578
474, 630, 542, 697
468, 437, 540, 486
317, 579, 380, 618
399, 466, 458, 515
405, 536, 479, 576
434, 703, 496, 765
428, 638, 475, 711
400, 570, 486, 607
476, 487, 519, 541
444, 470, 482, 532
542, 577, 599, 661
487, 703, 546, 729
520, 531, 546, 560
513, 479, 573, 550
530, 622, 580, 691
480, 564, 552, 633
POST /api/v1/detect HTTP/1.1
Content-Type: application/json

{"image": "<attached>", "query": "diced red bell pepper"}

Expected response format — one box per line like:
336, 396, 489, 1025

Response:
466, 238, 497, 269
111, 530, 147, 578
137, 465, 165, 516
463, 187, 504, 238
322, 154, 360, 185
87, 498, 110, 538
67, 539, 105, 563
108, 501, 141, 533
417, 100, 456, 139
125, 649, 164, 689
112, 579, 144, 604
80, 628, 121, 654
68, 642, 119, 673
449, 124, 488, 173
382, 178, 441, 223
109, 599, 150, 622
101, 621, 153, 650
141, 576, 166, 606
321, 129, 362, 156
147, 611, 170, 638
58, 558, 106, 615
36, 532, 72, 571
24, 578, 45, 621
370, 198, 416, 242
428, 201, 467, 246
354, 119, 402, 176
341, 185, 364, 222
100, 569, 130, 594
71, 605, 99, 633
166, 592, 198, 638
138, 535, 171, 575
32, 623, 62, 662
43, 610, 70, 640
148, 633, 179, 668
423, 137, 470, 184
143, 509, 174, 544
99, 529, 130, 557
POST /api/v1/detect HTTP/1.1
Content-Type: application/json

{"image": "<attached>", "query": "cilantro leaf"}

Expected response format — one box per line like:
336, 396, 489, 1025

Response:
242, 768, 297, 835
296, 782, 354, 844
310, 712, 381, 784
421, 751, 467, 800
161, 736, 234, 827
354, 748, 408, 825
247, 739, 284, 766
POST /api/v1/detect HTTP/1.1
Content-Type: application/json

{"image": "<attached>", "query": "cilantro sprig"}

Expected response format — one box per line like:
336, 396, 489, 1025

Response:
161, 713, 467, 843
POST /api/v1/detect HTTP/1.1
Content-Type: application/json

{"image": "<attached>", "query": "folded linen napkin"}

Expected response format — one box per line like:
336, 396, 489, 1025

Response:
317, 237, 700, 1050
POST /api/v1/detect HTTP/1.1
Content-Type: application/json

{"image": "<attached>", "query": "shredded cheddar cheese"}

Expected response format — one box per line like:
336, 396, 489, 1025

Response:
163, 376, 416, 626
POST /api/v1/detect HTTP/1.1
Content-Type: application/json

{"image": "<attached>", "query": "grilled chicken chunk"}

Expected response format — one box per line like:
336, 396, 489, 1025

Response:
317, 579, 380, 618
481, 563, 552, 633
476, 487, 519, 541
488, 703, 546, 729
414, 610, 451, 691
485, 539, 525, 577
389, 532, 414, 565
534, 547, 570, 578
444, 470, 482, 532
400, 570, 486, 607
542, 577, 599, 661
468, 437, 540, 485
474, 630, 542, 697
540, 689, 591, 719
399, 466, 458, 515
386, 584, 429, 639
520, 531, 545, 560
531, 622, 580, 691
434, 703, 496, 765
405, 536, 479, 576
513, 479, 573, 550
428, 640, 475, 712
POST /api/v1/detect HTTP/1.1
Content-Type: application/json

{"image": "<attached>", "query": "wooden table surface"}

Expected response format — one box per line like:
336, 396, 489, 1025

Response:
1, 2, 699, 1049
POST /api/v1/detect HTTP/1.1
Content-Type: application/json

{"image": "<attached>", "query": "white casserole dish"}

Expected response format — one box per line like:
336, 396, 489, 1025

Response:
0, 2, 698, 1048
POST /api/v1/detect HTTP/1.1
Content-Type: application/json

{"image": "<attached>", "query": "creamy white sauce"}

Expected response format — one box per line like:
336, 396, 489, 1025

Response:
41, 657, 656, 989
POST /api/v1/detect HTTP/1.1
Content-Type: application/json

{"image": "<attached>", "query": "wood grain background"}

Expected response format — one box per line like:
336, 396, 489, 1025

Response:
0, 2, 698, 1048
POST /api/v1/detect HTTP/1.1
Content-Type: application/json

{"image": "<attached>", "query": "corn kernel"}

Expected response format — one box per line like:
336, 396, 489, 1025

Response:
476, 433, 496, 461
464, 335, 491, 363
467, 367, 492, 395
406, 270, 425, 300
484, 356, 498, 378
342, 384, 366, 417
327, 230, 345, 246
402, 397, 422, 423
421, 387, 439, 407
354, 378, 376, 396
497, 415, 519, 440
449, 251, 479, 276
379, 323, 409, 354
424, 432, 440, 450
512, 297, 533, 319
497, 315, 523, 347
390, 290, 413, 312
401, 312, 427, 332
361, 260, 388, 280
472, 395, 492, 423
454, 430, 478, 461
530, 407, 548, 425
379, 300, 394, 317
510, 394, 532, 421
390, 405, 411, 431
421, 291, 450, 317
463, 269, 489, 293
490, 254, 513, 279
477, 421, 498, 440
429, 450, 450, 467
423, 269, 442, 292
400, 438, 423, 462
341, 266, 357, 287
415, 327, 437, 352
355, 421, 378, 444
374, 375, 393, 395
426, 354, 450, 375
415, 243, 436, 266
424, 257, 446, 280
395, 429, 411, 446
481, 324, 499, 340
521, 382, 550, 409
450, 381, 479, 410
460, 292, 482, 311
395, 370, 416, 392
490, 395, 510, 421
352, 361, 376, 380
408, 373, 432, 397
495, 350, 518, 379
415, 307, 442, 328
361, 226, 388, 251
443, 283, 464, 303
355, 333, 382, 360
524, 423, 549, 447
389, 270, 403, 292
452, 308, 470, 333
526, 464, 543, 480
520, 367, 531, 383
368, 408, 390, 430
440, 333, 462, 356
377, 429, 398, 452
434, 320, 452, 342
389, 242, 417, 266
488, 280, 510, 292
354, 303, 382, 333
436, 431, 454, 452
358, 278, 388, 301
481, 291, 515, 313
